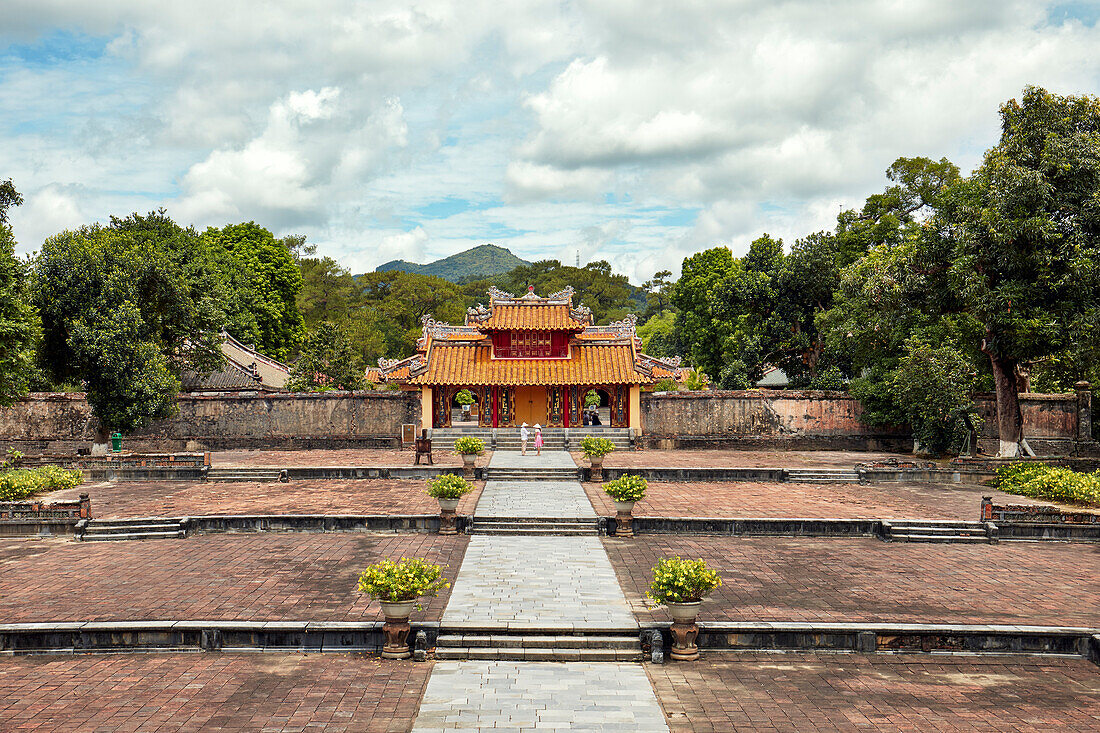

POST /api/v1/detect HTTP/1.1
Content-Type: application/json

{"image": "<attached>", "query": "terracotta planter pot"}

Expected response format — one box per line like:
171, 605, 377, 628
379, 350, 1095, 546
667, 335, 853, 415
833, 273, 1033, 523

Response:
437, 498, 461, 512
666, 600, 702, 662
588, 455, 604, 481
379, 600, 415, 659
613, 500, 636, 514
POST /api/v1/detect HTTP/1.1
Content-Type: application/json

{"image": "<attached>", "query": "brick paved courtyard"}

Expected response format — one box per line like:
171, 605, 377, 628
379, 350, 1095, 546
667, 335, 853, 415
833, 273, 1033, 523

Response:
0, 534, 467, 623
646, 653, 1100, 732
605, 536, 1100, 626
574, 449, 916, 468
0, 652, 430, 732
213, 448, 472, 468
583, 480, 1064, 520
43, 478, 485, 519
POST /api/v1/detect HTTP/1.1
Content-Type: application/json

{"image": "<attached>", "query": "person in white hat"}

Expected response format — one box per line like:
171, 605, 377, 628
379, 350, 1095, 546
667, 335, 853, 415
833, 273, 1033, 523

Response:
533, 424, 543, 456
520, 422, 529, 455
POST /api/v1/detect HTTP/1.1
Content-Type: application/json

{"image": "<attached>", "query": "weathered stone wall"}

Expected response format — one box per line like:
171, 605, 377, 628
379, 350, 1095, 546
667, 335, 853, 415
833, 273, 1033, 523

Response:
641, 389, 1089, 452
0, 391, 421, 452
640, 390, 910, 451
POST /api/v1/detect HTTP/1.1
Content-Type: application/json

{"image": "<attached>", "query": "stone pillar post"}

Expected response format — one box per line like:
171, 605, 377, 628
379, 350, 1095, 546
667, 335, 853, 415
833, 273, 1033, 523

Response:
79, 493, 91, 519
1075, 381, 1092, 442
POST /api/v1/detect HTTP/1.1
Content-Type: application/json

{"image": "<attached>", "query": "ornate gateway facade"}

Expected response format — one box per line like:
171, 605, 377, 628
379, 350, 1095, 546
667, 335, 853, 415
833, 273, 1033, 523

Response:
377, 286, 683, 431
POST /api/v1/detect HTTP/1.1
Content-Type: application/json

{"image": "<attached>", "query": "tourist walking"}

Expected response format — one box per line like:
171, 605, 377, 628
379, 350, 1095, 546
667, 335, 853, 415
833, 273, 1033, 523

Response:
534, 424, 543, 456
520, 422, 529, 455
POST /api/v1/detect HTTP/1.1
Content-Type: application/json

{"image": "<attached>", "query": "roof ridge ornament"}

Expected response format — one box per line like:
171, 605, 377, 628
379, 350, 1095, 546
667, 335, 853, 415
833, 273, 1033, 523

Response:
548, 286, 575, 301
570, 303, 594, 324
488, 286, 515, 302
466, 303, 492, 323
606, 313, 638, 335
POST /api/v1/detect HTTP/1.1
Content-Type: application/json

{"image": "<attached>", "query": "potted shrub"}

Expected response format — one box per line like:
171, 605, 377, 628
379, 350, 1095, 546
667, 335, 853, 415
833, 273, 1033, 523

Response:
647, 556, 722, 661
452, 436, 485, 478
426, 473, 474, 534
455, 389, 475, 421
357, 557, 449, 659
581, 435, 615, 481
603, 474, 647, 537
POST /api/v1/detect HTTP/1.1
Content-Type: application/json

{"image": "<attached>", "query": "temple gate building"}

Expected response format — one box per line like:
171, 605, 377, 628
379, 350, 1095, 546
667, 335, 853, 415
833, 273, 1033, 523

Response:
376, 286, 683, 433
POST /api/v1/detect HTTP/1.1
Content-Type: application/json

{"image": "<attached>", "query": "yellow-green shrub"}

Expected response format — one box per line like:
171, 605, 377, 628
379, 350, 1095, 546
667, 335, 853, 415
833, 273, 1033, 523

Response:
994, 463, 1100, 506
0, 465, 83, 502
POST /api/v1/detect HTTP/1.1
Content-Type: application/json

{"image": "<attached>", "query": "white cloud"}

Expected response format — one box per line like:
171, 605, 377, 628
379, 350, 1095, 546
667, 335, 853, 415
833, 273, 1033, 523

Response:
2, 0, 1099, 282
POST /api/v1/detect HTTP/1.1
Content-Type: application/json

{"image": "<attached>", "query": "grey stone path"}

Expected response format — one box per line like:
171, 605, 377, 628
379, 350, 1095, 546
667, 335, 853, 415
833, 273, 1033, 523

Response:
411, 661, 670, 732
475, 480, 597, 518
487, 451, 578, 469
441, 535, 637, 630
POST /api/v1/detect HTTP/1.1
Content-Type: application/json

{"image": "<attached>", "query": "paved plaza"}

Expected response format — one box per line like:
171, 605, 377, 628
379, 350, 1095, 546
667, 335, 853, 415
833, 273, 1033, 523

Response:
475, 480, 596, 518
605, 535, 1100, 626
646, 653, 1100, 732
0, 534, 467, 623
0, 652, 430, 732
584, 479, 1071, 520
411, 661, 669, 731
42, 478, 486, 519
2, 447, 1098, 731
442, 536, 636, 630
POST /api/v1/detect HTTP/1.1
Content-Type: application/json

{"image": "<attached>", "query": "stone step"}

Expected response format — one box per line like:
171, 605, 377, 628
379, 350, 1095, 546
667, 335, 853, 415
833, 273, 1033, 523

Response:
471, 527, 598, 536
470, 516, 595, 524
82, 518, 185, 541
85, 523, 183, 534
437, 634, 641, 649
83, 530, 186, 541
889, 526, 987, 535
889, 534, 989, 543
434, 647, 643, 661
206, 468, 283, 482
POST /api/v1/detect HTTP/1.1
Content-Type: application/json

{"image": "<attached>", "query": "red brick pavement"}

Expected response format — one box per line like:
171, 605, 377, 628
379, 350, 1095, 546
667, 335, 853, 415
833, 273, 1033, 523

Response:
646, 653, 1100, 733
44, 478, 484, 519
605, 536, 1100, 627
213, 447, 478, 468
0, 534, 466, 623
574, 449, 917, 468
584, 480, 1060, 520
0, 652, 429, 732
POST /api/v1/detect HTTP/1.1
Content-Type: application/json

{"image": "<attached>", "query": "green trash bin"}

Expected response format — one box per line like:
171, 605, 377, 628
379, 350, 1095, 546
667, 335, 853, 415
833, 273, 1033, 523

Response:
110, 432, 122, 453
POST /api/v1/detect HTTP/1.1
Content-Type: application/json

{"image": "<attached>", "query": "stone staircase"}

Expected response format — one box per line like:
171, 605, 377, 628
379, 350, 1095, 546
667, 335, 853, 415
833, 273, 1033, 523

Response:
431, 427, 633, 452
787, 467, 860, 484
434, 631, 642, 661
206, 467, 285, 482
883, 519, 995, 543
81, 518, 186, 542
484, 466, 581, 481
468, 517, 599, 536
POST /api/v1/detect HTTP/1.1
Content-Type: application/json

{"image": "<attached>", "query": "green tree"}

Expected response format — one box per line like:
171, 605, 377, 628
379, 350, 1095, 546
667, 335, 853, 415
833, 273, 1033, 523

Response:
670, 247, 737, 381
938, 88, 1100, 455
32, 211, 227, 436
298, 256, 362, 327
0, 180, 39, 404
201, 222, 305, 361
286, 321, 364, 392
636, 310, 679, 357
711, 232, 841, 387
358, 270, 466, 357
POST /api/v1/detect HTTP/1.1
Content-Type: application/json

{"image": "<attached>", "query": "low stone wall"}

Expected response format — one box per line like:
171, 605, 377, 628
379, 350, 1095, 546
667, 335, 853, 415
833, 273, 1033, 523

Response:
0, 493, 90, 536
974, 391, 1089, 455
981, 497, 1099, 524
0, 391, 421, 452
641, 390, 909, 451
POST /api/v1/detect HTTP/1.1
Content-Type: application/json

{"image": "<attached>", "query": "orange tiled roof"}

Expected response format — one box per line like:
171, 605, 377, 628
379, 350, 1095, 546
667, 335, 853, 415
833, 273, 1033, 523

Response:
411, 342, 652, 386
476, 303, 587, 331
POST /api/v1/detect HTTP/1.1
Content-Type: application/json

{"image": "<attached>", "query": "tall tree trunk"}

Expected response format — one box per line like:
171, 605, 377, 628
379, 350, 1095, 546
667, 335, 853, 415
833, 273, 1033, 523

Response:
990, 355, 1023, 457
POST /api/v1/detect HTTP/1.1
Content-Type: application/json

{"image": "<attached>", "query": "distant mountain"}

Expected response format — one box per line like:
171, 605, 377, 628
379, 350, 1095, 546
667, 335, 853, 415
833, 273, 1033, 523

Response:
375, 244, 531, 283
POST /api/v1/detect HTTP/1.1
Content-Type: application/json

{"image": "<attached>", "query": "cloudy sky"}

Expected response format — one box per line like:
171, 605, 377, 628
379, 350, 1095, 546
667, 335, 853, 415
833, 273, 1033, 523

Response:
2, 1, 1099, 283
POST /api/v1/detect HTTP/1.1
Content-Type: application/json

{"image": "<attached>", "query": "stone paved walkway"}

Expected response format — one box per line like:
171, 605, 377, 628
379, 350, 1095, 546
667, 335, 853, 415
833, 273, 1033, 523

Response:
475, 480, 596, 518
442, 536, 636, 630
411, 661, 670, 732
487, 450, 578, 469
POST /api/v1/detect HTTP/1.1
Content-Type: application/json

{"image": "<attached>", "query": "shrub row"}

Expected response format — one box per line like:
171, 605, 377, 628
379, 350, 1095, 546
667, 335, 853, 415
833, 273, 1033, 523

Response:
0, 465, 84, 502
994, 463, 1100, 507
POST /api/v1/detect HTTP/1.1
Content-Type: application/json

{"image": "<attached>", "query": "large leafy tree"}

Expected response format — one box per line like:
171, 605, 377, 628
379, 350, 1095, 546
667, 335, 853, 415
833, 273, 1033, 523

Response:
712, 232, 842, 387
32, 211, 226, 436
286, 321, 364, 392
670, 246, 737, 380
0, 179, 39, 404
939, 87, 1100, 455
201, 222, 305, 361
358, 270, 466, 357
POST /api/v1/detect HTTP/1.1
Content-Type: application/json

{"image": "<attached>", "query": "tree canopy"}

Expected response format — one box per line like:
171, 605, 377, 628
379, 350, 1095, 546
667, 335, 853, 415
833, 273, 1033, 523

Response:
0, 180, 39, 405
